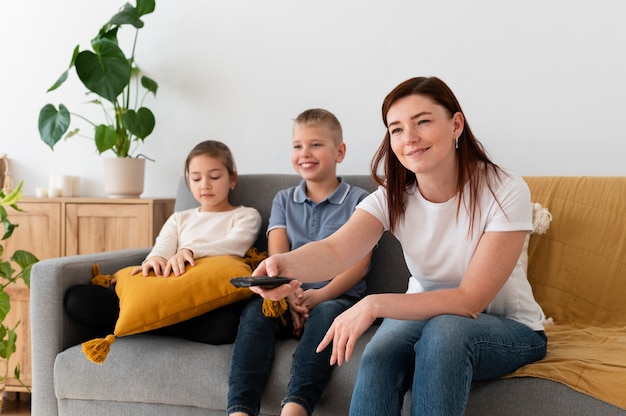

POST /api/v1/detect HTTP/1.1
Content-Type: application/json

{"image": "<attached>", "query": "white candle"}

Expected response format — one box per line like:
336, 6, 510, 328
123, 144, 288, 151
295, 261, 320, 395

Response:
72, 176, 80, 196
59, 175, 74, 197
48, 174, 60, 189
48, 187, 61, 197
35, 187, 48, 198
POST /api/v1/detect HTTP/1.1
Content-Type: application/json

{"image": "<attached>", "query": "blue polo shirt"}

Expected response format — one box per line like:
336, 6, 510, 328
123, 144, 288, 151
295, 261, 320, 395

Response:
267, 178, 370, 298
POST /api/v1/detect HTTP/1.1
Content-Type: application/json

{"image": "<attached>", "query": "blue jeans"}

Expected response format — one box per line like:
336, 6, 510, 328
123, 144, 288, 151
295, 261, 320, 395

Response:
227, 296, 356, 416
349, 314, 547, 416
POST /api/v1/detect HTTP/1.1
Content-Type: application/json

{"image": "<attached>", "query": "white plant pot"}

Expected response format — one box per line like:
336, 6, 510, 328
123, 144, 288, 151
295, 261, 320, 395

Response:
103, 157, 145, 198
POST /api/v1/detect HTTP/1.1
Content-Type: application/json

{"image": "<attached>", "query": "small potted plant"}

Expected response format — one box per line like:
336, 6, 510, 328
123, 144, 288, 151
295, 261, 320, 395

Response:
0, 182, 38, 403
38, 0, 158, 198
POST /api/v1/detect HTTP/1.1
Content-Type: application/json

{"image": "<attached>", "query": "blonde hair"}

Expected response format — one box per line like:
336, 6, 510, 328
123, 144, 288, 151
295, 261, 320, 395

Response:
294, 108, 343, 146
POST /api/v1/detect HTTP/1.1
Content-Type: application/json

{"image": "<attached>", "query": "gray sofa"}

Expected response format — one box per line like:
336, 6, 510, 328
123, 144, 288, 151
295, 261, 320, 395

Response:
30, 174, 626, 416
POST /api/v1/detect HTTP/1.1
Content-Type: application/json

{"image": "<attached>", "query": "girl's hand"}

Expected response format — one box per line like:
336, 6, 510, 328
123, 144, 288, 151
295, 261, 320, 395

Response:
132, 256, 168, 276
316, 297, 377, 366
164, 248, 195, 277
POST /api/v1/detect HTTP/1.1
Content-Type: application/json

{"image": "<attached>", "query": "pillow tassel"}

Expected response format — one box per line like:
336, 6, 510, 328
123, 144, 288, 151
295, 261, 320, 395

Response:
244, 247, 268, 270
531, 202, 553, 235
81, 334, 116, 364
262, 299, 288, 326
90, 263, 114, 288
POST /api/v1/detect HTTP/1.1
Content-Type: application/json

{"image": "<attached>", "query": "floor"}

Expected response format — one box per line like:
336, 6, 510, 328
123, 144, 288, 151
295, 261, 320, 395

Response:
2, 392, 31, 416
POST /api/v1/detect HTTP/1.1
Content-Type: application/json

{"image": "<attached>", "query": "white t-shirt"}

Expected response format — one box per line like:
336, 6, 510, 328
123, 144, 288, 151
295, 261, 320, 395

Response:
357, 168, 545, 331
146, 206, 262, 260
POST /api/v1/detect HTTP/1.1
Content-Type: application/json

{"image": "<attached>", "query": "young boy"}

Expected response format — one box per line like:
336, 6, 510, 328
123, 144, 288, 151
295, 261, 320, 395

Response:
227, 109, 371, 416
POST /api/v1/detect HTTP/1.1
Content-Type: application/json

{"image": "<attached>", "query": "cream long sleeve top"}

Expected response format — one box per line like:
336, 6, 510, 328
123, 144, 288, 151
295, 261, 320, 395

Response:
145, 206, 262, 260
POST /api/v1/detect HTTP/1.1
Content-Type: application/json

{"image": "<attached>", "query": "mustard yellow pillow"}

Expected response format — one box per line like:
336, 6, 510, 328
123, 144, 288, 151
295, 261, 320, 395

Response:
113, 255, 254, 336
82, 249, 266, 364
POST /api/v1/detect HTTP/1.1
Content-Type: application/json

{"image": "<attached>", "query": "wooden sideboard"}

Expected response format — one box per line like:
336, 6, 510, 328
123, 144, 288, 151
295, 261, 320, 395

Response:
2, 197, 175, 391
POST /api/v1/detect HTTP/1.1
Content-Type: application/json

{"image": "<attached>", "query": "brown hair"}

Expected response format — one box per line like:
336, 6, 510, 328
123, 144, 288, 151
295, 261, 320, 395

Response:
184, 140, 237, 188
294, 108, 343, 145
370, 76, 502, 233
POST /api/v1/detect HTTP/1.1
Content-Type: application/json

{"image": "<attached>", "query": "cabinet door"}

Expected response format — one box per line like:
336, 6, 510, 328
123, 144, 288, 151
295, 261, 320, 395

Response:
2, 200, 57, 391
3, 284, 31, 389
3, 201, 62, 261
65, 203, 154, 255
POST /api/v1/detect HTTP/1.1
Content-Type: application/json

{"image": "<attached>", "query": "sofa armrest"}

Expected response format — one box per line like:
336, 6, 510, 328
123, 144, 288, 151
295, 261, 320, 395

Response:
30, 247, 150, 416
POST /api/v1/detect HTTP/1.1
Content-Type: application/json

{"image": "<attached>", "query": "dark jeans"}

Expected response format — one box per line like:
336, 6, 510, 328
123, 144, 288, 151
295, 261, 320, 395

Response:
64, 284, 250, 344
227, 295, 356, 416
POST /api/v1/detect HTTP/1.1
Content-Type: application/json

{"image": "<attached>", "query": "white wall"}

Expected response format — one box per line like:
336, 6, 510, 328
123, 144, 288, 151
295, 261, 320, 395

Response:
1, 0, 625, 198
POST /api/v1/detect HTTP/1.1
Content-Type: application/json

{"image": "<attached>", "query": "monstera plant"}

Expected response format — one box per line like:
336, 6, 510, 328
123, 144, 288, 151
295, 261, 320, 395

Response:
38, 0, 158, 159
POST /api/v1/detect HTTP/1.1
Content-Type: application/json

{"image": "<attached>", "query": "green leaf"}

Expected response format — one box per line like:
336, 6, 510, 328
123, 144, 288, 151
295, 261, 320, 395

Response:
0, 330, 8, 360
108, 3, 145, 29
0, 291, 10, 323
47, 70, 69, 93
75, 38, 130, 103
94, 124, 118, 154
11, 250, 38, 269
0, 182, 24, 207
97, 27, 120, 45
1, 220, 16, 241
38, 104, 71, 150
11, 250, 38, 288
0, 327, 18, 360
106, 0, 155, 29
0, 258, 15, 280
47, 45, 80, 92
124, 107, 155, 139
136, 0, 156, 17
64, 128, 80, 139
141, 75, 158, 96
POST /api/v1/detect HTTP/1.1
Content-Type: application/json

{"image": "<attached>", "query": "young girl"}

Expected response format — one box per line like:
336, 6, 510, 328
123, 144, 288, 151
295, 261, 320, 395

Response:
64, 140, 262, 344
251, 77, 547, 415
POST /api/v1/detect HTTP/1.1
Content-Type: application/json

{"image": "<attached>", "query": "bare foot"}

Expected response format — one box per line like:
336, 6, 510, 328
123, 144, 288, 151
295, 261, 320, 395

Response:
281, 402, 307, 416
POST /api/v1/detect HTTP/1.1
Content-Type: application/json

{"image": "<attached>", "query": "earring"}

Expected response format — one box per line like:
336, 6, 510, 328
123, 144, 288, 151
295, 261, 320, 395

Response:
230, 187, 235, 191
455, 136, 460, 149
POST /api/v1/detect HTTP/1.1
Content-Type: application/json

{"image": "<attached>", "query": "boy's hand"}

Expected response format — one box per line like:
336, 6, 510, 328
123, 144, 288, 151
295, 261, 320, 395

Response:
287, 288, 307, 314
289, 307, 306, 337
299, 289, 323, 312
287, 287, 307, 336
288, 288, 325, 337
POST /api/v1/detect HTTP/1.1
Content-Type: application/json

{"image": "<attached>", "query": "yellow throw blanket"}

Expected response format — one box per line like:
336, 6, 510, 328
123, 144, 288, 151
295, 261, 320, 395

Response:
507, 177, 626, 411
508, 324, 626, 409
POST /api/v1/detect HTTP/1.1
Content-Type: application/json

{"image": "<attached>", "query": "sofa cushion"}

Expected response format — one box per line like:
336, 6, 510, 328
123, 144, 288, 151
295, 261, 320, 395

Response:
80, 254, 261, 364
55, 329, 400, 415
113, 255, 255, 336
